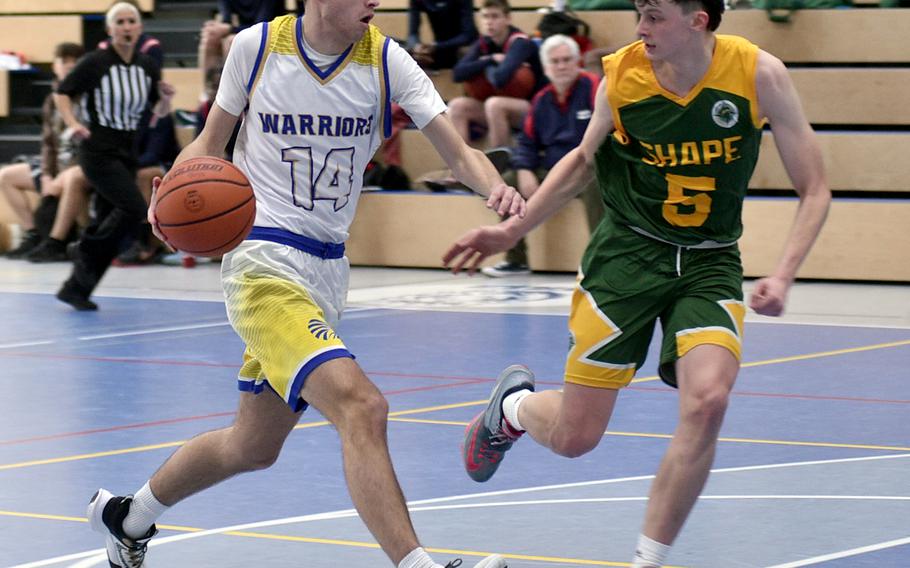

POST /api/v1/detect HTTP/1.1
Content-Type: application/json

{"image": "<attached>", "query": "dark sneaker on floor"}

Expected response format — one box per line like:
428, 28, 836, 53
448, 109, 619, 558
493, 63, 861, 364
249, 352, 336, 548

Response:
87, 488, 157, 568
25, 238, 68, 263
463, 365, 535, 482
4, 229, 41, 259
445, 556, 508, 568
114, 240, 163, 266
56, 285, 98, 311
483, 147, 513, 174
480, 261, 531, 278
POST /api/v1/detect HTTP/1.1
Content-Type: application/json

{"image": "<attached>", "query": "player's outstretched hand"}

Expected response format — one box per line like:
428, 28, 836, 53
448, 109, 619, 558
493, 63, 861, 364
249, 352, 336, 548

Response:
443, 224, 518, 275
148, 176, 176, 252
486, 182, 527, 218
748, 275, 790, 316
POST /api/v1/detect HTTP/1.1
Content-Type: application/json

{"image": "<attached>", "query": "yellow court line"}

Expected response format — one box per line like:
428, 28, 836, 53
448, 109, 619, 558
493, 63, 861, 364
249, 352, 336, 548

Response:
740, 338, 910, 368
0, 441, 185, 471
0, 510, 673, 567
390, 417, 910, 452
0, 510, 87, 523
631, 338, 910, 384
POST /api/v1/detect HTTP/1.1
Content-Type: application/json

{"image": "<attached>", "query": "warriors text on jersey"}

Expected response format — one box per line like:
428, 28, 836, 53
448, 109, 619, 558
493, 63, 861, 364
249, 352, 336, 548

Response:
216, 15, 446, 244
598, 35, 764, 247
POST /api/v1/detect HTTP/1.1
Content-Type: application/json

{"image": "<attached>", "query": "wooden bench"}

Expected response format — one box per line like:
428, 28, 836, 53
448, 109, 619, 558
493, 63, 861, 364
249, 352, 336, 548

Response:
346, 192, 910, 281
0, 0, 153, 14
162, 68, 203, 113
399, 130, 910, 192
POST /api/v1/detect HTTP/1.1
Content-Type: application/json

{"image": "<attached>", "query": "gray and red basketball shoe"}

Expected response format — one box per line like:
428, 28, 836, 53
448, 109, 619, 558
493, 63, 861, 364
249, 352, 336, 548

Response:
463, 365, 535, 482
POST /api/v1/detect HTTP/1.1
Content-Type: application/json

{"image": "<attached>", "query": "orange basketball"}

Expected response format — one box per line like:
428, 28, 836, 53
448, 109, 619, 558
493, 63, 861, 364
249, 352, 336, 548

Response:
154, 156, 255, 257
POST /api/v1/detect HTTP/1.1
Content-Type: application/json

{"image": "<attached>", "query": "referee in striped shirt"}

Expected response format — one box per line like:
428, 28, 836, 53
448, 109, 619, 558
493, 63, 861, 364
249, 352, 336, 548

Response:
53, 2, 174, 310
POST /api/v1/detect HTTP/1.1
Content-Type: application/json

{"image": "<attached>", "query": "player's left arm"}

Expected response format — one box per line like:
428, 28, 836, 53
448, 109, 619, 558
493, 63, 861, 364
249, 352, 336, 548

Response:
421, 113, 525, 217
750, 50, 832, 316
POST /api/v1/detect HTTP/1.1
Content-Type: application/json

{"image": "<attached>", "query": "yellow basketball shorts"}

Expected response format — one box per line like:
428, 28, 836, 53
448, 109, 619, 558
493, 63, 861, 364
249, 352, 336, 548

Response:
222, 238, 352, 412
566, 218, 745, 390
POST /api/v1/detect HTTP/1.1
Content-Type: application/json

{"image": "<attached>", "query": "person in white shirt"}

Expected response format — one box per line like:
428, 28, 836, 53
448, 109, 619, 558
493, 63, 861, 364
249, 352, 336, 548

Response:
84, 2, 524, 567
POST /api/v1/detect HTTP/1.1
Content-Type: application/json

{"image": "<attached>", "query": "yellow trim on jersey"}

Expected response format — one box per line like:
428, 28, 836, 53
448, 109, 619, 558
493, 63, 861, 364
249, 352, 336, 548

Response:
269, 14, 298, 55
352, 25, 386, 67
603, 35, 765, 132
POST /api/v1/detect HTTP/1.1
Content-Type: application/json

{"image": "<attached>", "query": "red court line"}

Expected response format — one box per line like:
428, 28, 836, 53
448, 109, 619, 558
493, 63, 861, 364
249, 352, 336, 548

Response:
0, 411, 237, 446
0, 377, 487, 447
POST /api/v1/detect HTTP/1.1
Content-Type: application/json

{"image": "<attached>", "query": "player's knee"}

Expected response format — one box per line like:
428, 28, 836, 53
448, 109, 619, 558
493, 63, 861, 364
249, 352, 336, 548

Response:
550, 428, 601, 459
683, 384, 730, 430
351, 389, 389, 432
333, 385, 389, 436
243, 443, 283, 471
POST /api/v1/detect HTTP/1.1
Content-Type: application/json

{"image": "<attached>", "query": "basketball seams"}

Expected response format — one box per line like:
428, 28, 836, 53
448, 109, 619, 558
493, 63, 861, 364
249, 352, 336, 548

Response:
179, 209, 257, 255
155, 179, 252, 205
154, 156, 255, 257
157, 196, 255, 228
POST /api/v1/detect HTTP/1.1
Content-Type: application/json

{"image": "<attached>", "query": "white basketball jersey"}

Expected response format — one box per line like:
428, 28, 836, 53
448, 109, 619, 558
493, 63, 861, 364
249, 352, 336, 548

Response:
216, 15, 446, 243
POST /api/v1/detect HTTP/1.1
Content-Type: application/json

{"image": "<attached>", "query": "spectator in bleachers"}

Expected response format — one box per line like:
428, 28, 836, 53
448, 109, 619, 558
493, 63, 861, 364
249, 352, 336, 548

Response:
0, 42, 86, 260
53, 2, 174, 310
482, 34, 603, 276
198, 0, 285, 78
448, 0, 545, 148
407, 0, 478, 69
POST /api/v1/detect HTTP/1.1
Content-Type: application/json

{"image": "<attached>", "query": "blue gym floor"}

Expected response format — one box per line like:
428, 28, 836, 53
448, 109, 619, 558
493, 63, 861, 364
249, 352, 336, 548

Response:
1, 288, 908, 567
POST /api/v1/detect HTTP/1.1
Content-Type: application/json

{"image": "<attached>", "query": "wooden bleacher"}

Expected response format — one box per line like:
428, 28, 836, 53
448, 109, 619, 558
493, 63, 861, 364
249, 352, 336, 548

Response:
0, 7, 907, 280
0, 15, 83, 63
0, 0, 153, 14
357, 8, 910, 281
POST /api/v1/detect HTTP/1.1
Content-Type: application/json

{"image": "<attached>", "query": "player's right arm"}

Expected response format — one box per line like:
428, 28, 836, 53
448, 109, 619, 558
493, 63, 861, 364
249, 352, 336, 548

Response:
172, 103, 240, 165
443, 76, 615, 274
150, 23, 258, 240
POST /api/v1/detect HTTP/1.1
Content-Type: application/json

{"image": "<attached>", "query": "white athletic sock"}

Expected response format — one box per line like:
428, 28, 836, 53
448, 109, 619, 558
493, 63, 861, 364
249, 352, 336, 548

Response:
502, 389, 532, 432
398, 547, 443, 568
631, 534, 671, 567
122, 482, 169, 539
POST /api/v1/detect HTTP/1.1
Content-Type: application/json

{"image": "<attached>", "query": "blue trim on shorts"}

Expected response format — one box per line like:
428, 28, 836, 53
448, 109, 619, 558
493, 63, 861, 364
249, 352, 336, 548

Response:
247, 226, 345, 259
288, 348, 354, 412
235, 348, 353, 413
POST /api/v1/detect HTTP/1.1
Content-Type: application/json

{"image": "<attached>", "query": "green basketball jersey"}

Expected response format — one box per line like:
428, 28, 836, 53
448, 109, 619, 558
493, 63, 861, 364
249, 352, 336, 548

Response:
597, 35, 764, 246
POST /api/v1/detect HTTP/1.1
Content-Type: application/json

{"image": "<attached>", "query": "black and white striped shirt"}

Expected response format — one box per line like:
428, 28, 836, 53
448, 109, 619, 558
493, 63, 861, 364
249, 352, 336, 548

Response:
57, 45, 160, 150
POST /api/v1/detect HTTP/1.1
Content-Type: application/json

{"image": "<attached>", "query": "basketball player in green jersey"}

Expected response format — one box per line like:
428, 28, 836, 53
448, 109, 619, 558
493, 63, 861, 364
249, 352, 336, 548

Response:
444, 0, 831, 565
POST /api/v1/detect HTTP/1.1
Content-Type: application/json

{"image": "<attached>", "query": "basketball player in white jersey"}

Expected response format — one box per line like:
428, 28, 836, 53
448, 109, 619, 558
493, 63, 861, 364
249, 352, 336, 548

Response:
84, 1, 522, 567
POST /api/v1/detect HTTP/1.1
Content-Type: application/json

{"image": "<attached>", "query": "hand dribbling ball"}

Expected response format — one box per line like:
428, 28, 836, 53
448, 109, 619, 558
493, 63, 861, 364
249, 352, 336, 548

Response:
154, 156, 255, 257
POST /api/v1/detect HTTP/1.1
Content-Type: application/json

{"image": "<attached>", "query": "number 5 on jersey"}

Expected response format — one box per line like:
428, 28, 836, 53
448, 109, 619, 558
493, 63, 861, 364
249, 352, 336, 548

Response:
662, 173, 716, 227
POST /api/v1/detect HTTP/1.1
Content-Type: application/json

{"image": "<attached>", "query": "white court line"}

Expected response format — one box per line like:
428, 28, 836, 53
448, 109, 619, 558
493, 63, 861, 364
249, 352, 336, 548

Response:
71, 308, 382, 341
0, 340, 55, 350
77, 321, 231, 341
11, 452, 910, 568
765, 535, 910, 567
